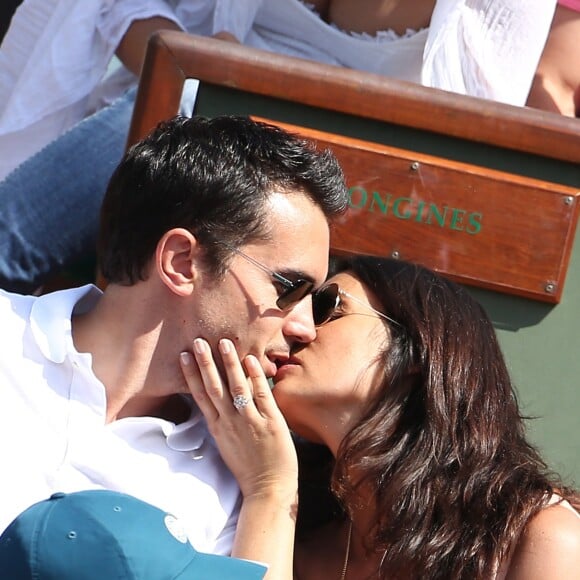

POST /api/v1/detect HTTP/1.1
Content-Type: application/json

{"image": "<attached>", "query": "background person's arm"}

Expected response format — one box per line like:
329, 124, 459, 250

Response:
116, 17, 241, 79
526, 4, 580, 117
115, 16, 183, 76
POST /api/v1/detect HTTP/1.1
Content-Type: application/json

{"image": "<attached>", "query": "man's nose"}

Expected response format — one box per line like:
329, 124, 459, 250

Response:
282, 294, 317, 344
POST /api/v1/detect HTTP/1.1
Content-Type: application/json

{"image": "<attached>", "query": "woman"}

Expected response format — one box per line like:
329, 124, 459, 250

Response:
184, 255, 580, 579
184, 257, 580, 580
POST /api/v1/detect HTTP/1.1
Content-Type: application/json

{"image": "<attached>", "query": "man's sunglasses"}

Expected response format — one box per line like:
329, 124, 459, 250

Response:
312, 282, 402, 327
225, 245, 315, 310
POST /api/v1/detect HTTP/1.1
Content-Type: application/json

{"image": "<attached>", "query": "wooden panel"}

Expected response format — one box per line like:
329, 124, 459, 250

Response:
127, 33, 186, 148
254, 118, 580, 303
123, 30, 580, 302
129, 31, 580, 166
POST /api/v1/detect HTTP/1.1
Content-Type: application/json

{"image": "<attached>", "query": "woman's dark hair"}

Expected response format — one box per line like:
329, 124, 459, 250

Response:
98, 115, 347, 284
299, 255, 578, 579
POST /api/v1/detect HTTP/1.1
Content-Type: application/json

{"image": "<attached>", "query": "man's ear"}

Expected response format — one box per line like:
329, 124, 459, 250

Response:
155, 228, 201, 296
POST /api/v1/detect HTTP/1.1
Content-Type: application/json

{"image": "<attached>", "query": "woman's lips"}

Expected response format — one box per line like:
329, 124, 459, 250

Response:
273, 357, 300, 380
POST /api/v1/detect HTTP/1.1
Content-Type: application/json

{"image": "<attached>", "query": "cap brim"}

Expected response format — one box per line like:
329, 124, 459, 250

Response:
179, 551, 267, 579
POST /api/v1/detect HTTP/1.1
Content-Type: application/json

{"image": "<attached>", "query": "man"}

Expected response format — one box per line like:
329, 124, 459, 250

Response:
0, 115, 347, 572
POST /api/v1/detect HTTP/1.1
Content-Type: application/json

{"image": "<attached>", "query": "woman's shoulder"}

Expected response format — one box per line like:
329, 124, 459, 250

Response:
505, 499, 580, 579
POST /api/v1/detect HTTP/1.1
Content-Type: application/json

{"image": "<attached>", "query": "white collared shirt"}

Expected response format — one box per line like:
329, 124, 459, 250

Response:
0, 285, 240, 555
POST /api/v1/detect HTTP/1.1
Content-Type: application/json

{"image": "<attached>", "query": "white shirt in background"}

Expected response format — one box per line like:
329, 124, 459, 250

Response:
0, 0, 557, 180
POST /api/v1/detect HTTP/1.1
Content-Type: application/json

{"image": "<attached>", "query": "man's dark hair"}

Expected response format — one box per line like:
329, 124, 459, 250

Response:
98, 115, 347, 284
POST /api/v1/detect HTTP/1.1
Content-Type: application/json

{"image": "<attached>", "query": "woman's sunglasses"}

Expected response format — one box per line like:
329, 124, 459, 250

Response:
312, 283, 402, 327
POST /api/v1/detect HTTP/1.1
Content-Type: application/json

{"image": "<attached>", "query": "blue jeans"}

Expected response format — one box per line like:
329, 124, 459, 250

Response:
0, 87, 136, 293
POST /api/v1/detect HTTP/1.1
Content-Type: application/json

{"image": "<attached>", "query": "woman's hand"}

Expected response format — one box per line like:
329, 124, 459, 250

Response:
181, 339, 298, 579
180, 338, 298, 500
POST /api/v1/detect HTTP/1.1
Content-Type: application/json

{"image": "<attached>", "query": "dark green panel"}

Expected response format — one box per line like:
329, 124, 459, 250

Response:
194, 84, 580, 187
452, 243, 580, 486
470, 231, 580, 487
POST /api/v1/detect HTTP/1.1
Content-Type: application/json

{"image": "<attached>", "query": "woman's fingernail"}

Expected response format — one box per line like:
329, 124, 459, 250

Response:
180, 352, 192, 365
193, 338, 205, 354
219, 339, 231, 354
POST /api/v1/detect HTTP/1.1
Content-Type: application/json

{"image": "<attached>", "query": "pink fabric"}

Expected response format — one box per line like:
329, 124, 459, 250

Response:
558, 0, 580, 12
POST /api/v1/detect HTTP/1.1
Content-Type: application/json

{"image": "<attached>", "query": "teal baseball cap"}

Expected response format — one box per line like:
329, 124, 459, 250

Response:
0, 490, 267, 579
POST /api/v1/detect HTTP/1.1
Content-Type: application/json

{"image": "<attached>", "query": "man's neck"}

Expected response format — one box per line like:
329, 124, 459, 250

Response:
71, 284, 186, 423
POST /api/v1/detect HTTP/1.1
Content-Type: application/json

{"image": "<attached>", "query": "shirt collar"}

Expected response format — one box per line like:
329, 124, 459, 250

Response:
29, 285, 211, 452
29, 284, 102, 363
112, 404, 210, 453
166, 405, 209, 451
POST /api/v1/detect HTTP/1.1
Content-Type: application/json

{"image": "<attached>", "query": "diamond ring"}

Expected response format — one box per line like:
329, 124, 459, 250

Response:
233, 394, 250, 411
